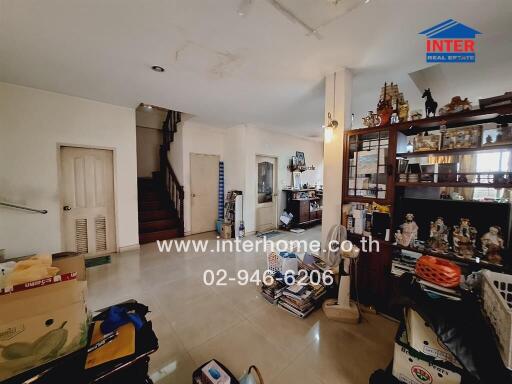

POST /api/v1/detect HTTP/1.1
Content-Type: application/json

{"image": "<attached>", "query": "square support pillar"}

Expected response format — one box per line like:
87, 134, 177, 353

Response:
321, 69, 352, 247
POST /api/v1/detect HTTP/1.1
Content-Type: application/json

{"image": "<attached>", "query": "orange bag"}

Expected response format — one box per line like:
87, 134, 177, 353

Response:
415, 255, 461, 288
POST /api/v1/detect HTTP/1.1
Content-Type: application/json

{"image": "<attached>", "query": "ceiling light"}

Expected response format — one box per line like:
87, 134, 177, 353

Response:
364, 0, 371, 3
151, 65, 165, 73
142, 104, 153, 112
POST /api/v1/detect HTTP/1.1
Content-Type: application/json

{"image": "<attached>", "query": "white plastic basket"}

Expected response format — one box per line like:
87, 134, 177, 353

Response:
266, 251, 298, 275
482, 269, 512, 369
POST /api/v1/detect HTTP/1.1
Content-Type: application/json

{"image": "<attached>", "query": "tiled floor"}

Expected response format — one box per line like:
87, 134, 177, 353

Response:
86, 226, 397, 384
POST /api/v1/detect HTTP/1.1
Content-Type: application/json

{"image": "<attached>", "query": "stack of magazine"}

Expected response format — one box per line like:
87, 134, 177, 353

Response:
278, 283, 316, 318
260, 278, 286, 304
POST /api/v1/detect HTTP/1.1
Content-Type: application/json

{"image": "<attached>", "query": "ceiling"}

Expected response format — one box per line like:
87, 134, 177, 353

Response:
1, 0, 511, 137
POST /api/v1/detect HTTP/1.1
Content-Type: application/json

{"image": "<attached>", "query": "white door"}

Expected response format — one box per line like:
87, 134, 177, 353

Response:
255, 156, 277, 233
60, 147, 116, 257
190, 153, 219, 234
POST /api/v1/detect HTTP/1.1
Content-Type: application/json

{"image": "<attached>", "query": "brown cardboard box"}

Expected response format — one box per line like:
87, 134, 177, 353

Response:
0, 276, 88, 381
52, 252, 86, 281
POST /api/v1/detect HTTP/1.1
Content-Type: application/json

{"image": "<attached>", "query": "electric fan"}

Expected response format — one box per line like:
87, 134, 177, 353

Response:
322, 224, 361, 323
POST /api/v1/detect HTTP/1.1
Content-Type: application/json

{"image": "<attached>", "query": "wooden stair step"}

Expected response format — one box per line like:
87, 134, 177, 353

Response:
139, 209, 175, 222
139, 228, 180, 244
139, 191, 161, 202
139, 218, 179, 233
139, 200, 165, 211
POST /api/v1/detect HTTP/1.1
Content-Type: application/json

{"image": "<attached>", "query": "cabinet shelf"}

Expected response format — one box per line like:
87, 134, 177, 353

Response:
396, 143, 512, 158
351, 104, 512, 136
395, 181, 512, 188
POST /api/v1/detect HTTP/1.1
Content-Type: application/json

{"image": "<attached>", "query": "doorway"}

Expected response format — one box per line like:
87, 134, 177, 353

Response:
59, 146, 116, 257
255, 155, 277, 233
190, 153, 220, 234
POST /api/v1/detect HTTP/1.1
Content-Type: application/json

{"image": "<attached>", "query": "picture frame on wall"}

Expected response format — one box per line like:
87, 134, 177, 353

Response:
296, 151, 306, 166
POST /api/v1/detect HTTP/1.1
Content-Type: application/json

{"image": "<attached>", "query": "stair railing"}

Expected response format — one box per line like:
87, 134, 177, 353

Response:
160, 110, 184, 236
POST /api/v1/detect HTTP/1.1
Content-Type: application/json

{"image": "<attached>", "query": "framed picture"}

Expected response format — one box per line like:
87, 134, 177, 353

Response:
295, 151, 306, 166
413, 133, 440, 152
482, 125, 512, 147
441, 125, 482, 150
292, 172, 302, 190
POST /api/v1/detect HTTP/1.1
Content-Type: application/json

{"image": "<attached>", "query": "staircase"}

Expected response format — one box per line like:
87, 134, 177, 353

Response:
138, 110, 184, 244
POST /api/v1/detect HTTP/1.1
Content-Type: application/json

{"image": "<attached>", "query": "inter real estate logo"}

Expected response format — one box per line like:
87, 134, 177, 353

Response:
419, 19, 481, 63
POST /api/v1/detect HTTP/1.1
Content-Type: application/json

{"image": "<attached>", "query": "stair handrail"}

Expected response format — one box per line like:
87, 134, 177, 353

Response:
0, 201, 48, 214
160, 146, 184, 236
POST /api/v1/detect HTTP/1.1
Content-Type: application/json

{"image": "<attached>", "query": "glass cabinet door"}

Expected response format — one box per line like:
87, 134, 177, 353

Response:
347, 130, 390, 200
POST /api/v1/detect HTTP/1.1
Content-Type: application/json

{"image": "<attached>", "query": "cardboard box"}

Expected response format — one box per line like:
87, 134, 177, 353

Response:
393, 325, 462, 384
52, 252, 86, 281
405, 308, 461, 367
0, 276, 88, 381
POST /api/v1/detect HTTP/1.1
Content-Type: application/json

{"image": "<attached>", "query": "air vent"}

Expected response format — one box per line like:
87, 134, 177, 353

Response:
95, 216, 107, 252
75, 218, 88, 254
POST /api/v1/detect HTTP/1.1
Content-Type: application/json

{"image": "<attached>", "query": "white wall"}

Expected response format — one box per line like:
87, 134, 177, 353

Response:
167, 120, 324, 236
222, 124, 324, 234
171, 120, 226, 235
0, 82, 139, 258
136, 126, 161, 178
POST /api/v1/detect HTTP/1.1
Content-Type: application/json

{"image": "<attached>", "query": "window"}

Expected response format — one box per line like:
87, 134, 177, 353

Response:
473, 150, 510, 200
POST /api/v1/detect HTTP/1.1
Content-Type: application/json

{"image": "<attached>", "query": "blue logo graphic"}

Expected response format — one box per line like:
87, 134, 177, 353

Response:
419, 19, 481, 63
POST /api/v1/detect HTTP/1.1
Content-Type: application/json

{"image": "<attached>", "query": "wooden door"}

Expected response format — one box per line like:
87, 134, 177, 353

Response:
190, 153, 219, 234
60, 147, 116, 257
255, 156, 277, 232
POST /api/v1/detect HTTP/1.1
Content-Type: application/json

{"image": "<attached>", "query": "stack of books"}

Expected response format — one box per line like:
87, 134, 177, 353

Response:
278, 283, 315, 318
260, 278, 286, 304
309, 282, 326, 301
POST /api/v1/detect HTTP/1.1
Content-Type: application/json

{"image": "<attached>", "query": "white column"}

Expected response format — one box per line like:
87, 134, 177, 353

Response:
321, 69, 352, 246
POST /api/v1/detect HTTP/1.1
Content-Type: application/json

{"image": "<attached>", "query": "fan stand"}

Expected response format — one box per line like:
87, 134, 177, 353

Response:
322, 269, 360, 323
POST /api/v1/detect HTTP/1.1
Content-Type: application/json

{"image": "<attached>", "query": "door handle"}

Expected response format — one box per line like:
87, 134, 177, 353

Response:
63, 205, 71, 211
192, 194, 196, 197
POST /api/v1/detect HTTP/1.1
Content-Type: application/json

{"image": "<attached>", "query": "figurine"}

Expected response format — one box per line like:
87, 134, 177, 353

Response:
428, 217, 450, 253
377, 82, 394, 125
395, 213, 419, 247
410, 110, 423, 121
453, 218, 477, 258
439, 96, 472, 115
390, 112, 400, 124
399, 102, 409, 122
362, 111, 381, 127
422, 88, 438, 117
481, 226, 504, 264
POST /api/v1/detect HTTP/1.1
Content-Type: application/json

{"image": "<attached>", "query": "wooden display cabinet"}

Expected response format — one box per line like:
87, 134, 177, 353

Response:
343, 126, 397, 204
342, 104, 512, 318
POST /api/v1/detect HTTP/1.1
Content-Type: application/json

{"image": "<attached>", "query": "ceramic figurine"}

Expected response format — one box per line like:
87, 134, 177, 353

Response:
395, 213, 419, 248
453, 218, 477, 258
390, 112, 400, 124
439, 96, 472, 115
398, 102, 409, 122
481, 226, 504, 264
410, 110, 423, 121
362, 111, 381, 127
422, 88, 438, 117
428, 217, 449, 253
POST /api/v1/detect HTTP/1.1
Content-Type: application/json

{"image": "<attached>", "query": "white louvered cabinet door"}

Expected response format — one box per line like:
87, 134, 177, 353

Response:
60, 147, 116, 257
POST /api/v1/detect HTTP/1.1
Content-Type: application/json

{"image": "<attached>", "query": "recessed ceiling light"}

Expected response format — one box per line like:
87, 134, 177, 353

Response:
364, 0, 371, 3
151, 65, 165, 73
142, 104, 153, 111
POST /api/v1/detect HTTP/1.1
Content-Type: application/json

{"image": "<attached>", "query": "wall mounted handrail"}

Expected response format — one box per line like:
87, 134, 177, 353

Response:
0, 201, 48, 214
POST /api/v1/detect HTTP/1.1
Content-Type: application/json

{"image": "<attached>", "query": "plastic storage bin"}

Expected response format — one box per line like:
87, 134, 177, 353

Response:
482, 269, 512, 369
